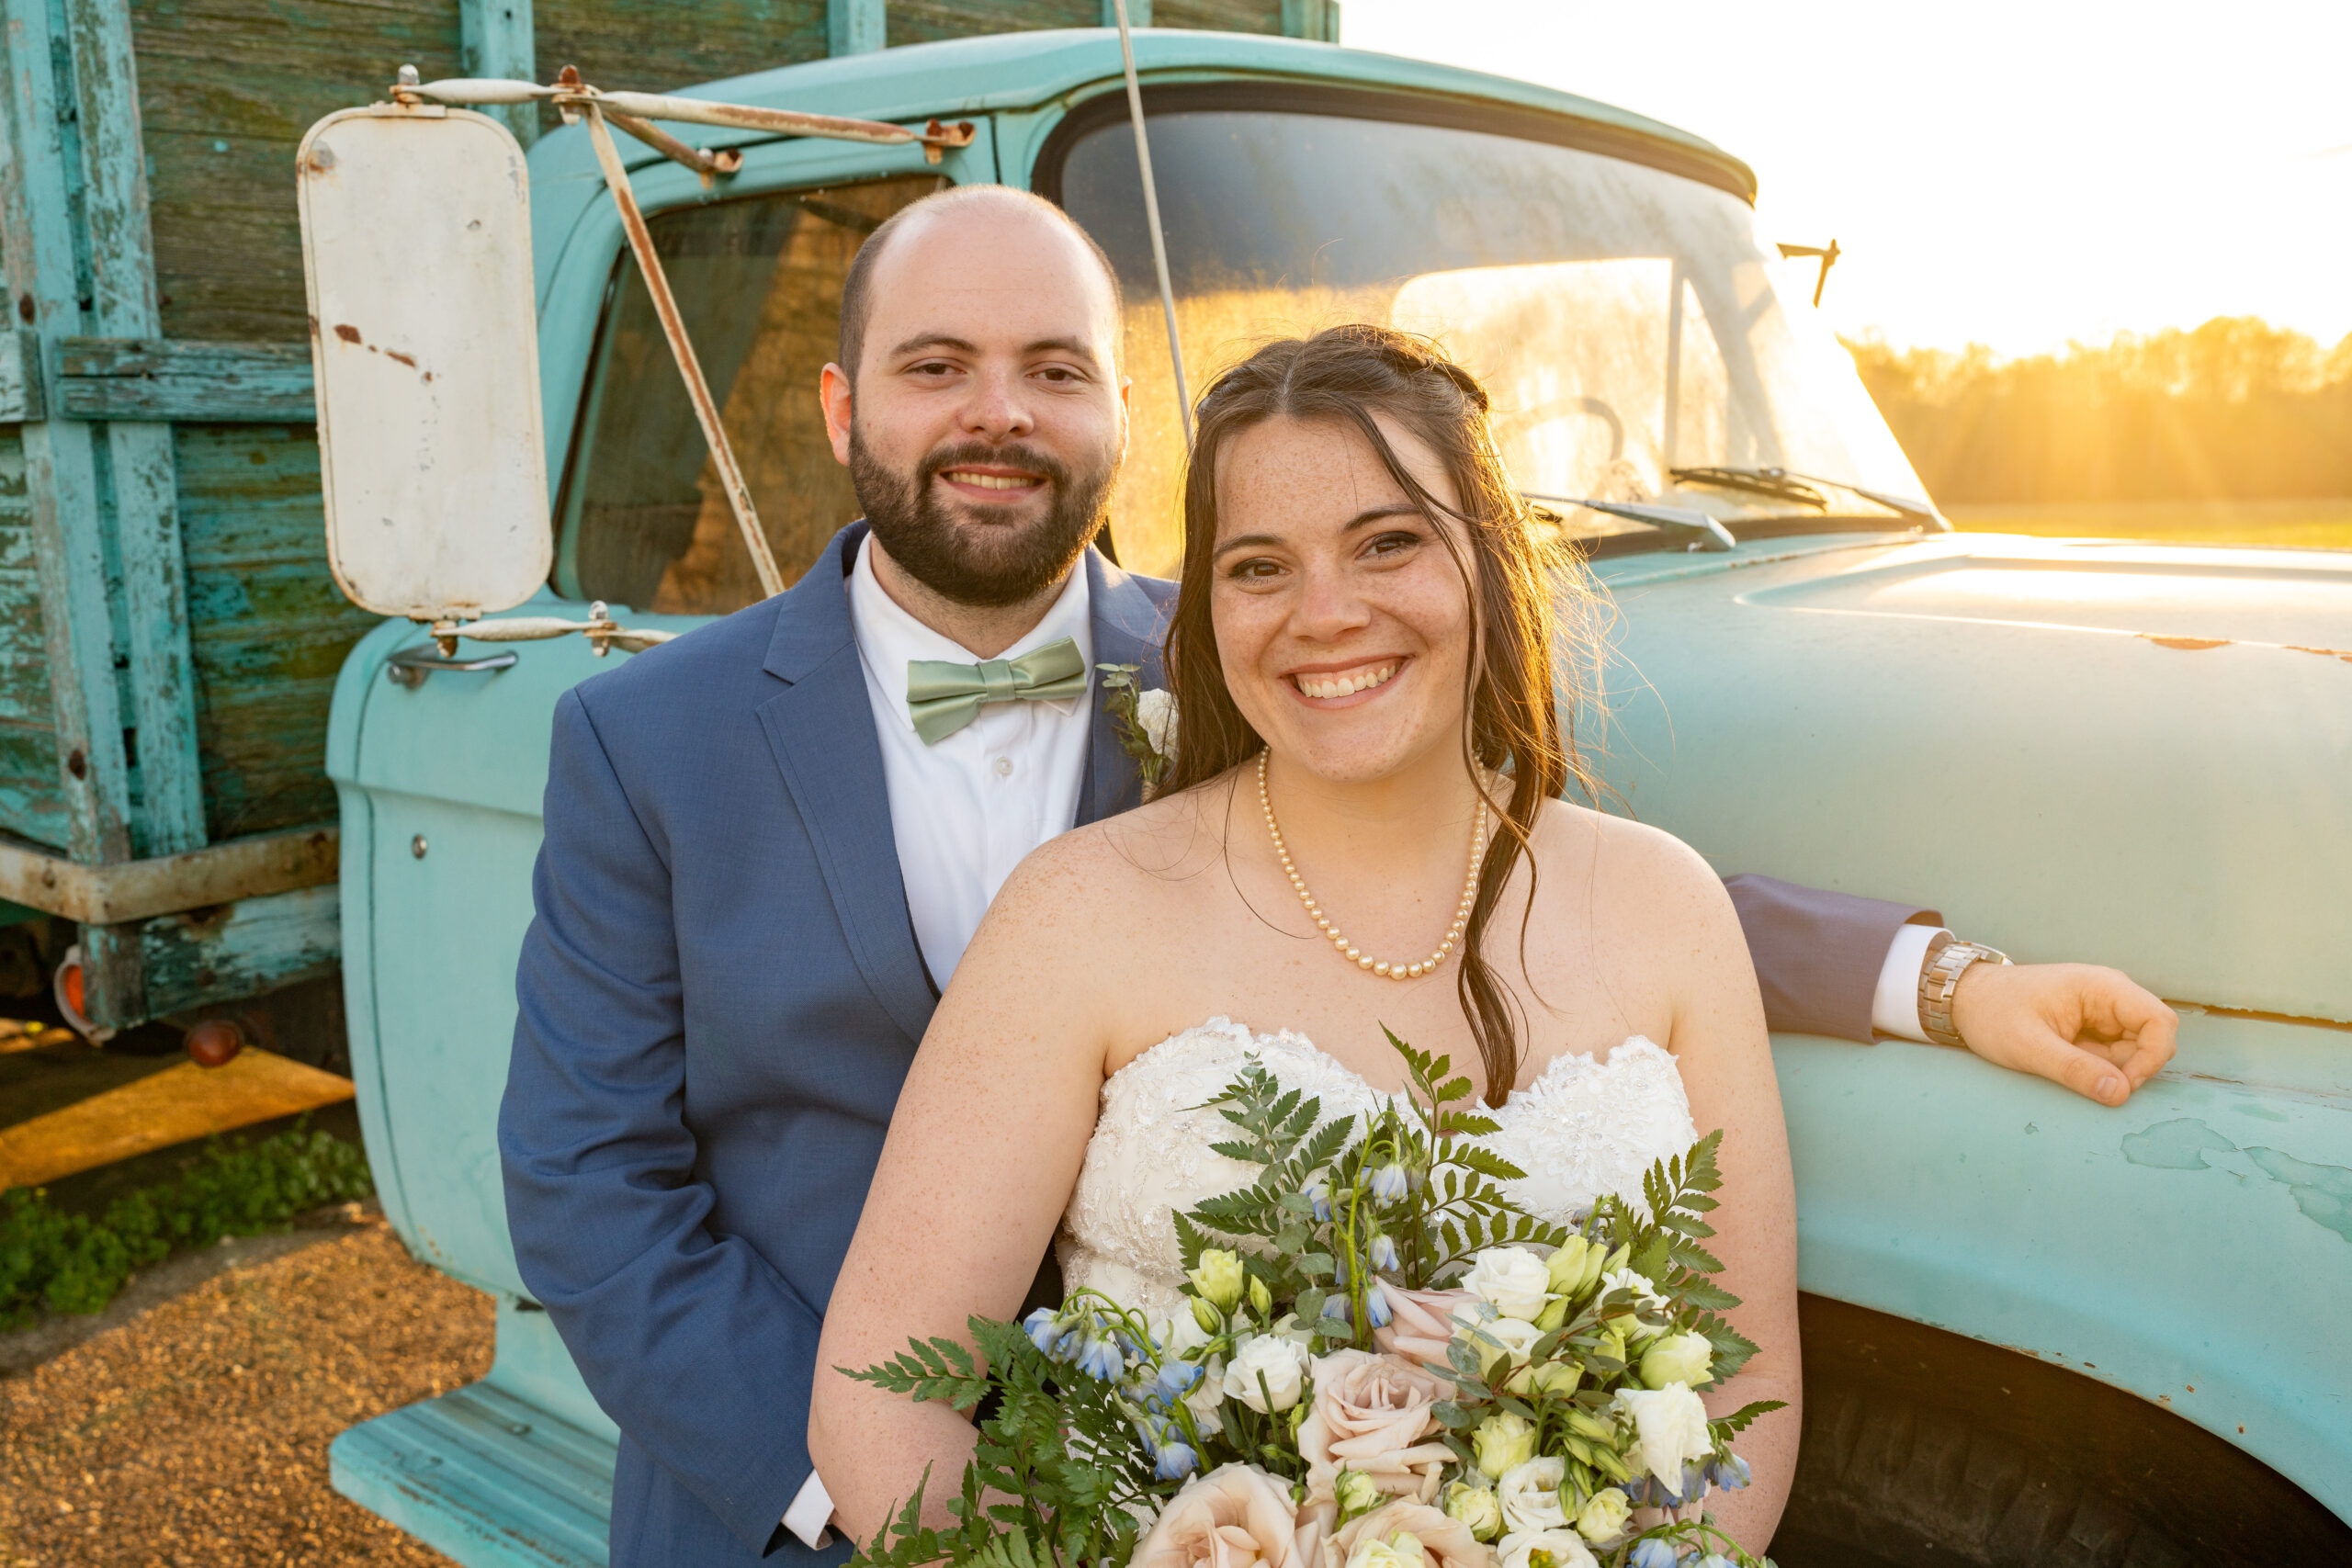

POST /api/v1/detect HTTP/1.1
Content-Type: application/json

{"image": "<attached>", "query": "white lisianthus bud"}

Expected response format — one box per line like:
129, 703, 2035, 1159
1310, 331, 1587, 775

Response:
1572, 1487, 1632, 1547
1223, 1333, 1310, 1413
1249, 1274, 1274, 1319
1496, 1457, 1569, 1536
1191, 1296, 1226, 1336
1345, 1531, 1429, 1568
1544, 1237, 1597, 1295
1530, 1359, 1580, 1398
1189, 1250, 1246, 1313
1471, 1413, 1538, 1479
1639, 1332, 1714, 1390
1135, 687, 1179, 759
1163, 1308, 1213, 1360
1611, 1383, 1714, 1487
1463, 1247, 1555, 1321
1441, 1482, 1503, 1542
1335, 1468, 1385, 1518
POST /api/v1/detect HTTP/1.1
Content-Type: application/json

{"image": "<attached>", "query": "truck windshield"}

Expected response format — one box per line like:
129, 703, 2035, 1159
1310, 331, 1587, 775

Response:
1049, 96, 1930, 573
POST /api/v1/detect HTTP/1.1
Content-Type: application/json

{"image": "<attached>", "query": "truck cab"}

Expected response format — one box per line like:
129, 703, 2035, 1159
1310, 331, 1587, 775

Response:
320, 28, 2352, 1568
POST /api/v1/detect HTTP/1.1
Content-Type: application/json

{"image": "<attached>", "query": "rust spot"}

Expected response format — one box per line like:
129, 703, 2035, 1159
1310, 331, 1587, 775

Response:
2186, 1384, 2195, 1392
2141, 634, 2228, 651
383, 349, 417, 368
16, 294, 32, 323
2239, 1425, 2246, 1433
334, 323, 363, 344
2286, 645, 2352, 662
64, 748, 85, 779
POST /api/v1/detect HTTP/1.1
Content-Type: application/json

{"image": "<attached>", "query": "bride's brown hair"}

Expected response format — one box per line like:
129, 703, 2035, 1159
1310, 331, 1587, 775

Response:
1159, 323, 1606, 1107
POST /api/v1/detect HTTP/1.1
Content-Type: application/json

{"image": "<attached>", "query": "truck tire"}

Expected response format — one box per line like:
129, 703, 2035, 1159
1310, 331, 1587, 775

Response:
1773, 1295, 2348, 1568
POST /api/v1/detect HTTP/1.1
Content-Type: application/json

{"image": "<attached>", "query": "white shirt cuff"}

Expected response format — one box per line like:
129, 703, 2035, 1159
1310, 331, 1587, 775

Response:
783, 1469, 836, 1551
1871, 922, 1951, 1043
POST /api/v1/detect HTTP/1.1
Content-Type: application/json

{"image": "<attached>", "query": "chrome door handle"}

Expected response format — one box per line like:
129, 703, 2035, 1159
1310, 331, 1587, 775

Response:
385, 647, 521, 688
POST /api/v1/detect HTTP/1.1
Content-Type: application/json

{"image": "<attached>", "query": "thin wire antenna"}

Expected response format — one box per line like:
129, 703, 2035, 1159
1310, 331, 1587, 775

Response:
1110, 0, 1192, 448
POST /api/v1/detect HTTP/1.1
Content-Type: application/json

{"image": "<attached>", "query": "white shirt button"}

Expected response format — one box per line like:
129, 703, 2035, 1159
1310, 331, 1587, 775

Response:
993, 756, 1014, 777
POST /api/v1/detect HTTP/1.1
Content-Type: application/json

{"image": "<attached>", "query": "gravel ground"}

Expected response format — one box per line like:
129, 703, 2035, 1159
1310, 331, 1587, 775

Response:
0, 1216, 493, 1567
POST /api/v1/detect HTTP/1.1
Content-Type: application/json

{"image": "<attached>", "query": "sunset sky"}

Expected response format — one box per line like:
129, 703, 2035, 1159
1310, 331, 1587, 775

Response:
1342, 0, 2352, 356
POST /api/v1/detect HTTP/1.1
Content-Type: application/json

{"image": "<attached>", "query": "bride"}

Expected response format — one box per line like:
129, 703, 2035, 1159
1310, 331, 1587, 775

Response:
809, 324, 1800, 1551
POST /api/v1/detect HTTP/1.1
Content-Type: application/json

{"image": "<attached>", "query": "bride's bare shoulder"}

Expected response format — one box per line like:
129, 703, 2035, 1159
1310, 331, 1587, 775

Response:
978, 773, 1244, 940
1531, 796, 1738, 927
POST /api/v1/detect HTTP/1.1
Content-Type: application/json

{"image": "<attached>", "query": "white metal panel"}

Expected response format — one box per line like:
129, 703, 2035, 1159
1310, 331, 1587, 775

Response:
299, 107, 551, 621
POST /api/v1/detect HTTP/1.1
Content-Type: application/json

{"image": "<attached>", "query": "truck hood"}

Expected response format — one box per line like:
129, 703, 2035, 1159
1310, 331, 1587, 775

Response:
1591, 533, 2352, 1023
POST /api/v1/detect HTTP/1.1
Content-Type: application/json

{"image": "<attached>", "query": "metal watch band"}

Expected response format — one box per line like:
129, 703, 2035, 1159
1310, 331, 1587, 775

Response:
1919, 940, 2011, 1050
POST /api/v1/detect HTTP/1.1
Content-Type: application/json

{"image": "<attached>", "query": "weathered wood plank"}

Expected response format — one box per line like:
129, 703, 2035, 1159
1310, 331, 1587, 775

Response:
136, 883, 341, 1019
831, 0, 885, 52
1155, 0, 1279, 28
172, 424, 380, 840
0, 430, 60, 738
0, 330, 42, 421
533, 0, 827, 97
460, 0, 537, 144
128, 0, 465, 342
891, 0, 1095, 44
0, 0, 139, 874
64, 0, 209, 859
56, 336, 315, 421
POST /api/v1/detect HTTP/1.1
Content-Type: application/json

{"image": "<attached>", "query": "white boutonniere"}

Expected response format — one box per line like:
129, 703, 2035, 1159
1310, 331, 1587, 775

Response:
1097, 662, 1175, 795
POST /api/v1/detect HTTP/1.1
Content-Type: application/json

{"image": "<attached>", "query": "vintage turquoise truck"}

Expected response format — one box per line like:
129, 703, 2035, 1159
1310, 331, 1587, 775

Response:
288, 23, 2352, 1568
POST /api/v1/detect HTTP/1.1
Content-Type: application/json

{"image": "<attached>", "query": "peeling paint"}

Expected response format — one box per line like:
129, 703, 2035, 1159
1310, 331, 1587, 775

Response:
2121, 1117, 2352, 1242
2140, 633, 2229, 650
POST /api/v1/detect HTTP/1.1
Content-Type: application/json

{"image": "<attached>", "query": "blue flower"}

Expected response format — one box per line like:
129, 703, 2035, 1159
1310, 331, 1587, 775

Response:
1086, 1333, 1129, 1382
1154, 1440, 1200, 1481
1627, 1540, 1680, 1568
1303, 1171, 1334, 1222
1154, 1359, 1203, 1400
1052, 1328, 1085, 1363
1023, 1307, 1063, 1355
1322, 1294, 1351, 1320
1697, 1556, 1736, 1568
1681, 1462, 1710, 1503
1368, 1163, 1408, 1203
1369, 1233, 1400, 1271
1707, 1453, 1750, 1491
1365, 1285, 1393, 1328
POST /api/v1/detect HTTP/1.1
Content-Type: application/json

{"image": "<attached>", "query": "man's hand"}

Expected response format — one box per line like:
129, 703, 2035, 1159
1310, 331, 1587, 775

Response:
1948, 962, 2178, 1106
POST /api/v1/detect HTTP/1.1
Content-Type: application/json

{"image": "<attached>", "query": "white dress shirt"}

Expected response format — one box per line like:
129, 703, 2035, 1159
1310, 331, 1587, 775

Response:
786, 539, 1939, 1543
786, 536, 1095, 1548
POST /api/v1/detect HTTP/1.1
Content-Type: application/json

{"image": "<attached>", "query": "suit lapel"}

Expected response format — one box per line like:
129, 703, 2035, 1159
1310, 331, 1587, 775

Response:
1079, 547, 1171, 826
754, 525, 936, 1047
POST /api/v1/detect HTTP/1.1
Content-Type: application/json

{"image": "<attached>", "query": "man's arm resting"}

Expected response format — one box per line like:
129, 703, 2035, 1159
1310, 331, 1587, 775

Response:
499, 689, 823, 1553
1724, 872, 2177, 1104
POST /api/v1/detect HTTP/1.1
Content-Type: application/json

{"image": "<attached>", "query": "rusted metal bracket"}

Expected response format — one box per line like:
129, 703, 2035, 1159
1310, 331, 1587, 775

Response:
0, 825, 337, 926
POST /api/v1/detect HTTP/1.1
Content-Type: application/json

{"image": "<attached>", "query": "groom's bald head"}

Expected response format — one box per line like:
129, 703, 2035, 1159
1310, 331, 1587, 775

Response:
836, 185, 1125, 385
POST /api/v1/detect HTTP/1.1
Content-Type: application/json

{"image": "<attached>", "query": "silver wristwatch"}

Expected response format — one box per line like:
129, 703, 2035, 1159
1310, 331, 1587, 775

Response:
1918, 939, 2010, 1050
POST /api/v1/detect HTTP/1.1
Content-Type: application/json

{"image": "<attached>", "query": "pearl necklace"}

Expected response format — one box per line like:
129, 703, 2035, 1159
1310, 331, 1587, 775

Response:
1257, 750, 1488, 981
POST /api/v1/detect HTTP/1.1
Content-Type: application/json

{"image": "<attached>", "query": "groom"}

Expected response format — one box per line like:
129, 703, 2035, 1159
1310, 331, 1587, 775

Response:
500, 185, 2177, 1566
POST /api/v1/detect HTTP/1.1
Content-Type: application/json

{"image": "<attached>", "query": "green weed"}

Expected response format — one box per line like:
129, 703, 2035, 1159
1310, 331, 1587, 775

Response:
0, 1124, 374, 1327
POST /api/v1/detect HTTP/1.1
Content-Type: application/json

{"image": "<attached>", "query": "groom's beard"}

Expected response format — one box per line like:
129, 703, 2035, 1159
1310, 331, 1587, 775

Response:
849, 428, 1114, 609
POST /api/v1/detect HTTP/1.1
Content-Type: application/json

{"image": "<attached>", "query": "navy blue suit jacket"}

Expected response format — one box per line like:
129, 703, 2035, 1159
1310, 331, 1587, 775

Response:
500, 523, 1929, 1563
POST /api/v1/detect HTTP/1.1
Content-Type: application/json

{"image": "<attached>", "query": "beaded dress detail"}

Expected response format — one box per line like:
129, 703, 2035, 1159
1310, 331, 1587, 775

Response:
1057, 1017, 1696, 1326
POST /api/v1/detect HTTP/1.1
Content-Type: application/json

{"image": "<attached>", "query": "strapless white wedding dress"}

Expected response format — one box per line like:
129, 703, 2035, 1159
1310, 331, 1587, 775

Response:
1057, 1017, 1698, 1325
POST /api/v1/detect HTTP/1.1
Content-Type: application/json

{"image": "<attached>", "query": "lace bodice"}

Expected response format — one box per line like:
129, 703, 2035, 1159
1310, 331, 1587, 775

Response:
1057, 1017, 1697, 1325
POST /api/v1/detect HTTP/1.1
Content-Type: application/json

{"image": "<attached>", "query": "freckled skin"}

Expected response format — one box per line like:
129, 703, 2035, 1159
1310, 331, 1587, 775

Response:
810, 419, 1802, 1551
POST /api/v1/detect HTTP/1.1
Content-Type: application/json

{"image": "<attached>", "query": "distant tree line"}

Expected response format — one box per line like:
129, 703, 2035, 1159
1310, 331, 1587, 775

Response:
1846, 318, 2352, 503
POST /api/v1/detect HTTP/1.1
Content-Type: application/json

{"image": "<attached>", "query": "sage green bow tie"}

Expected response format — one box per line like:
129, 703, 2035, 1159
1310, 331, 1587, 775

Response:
905, 636, 1089, 745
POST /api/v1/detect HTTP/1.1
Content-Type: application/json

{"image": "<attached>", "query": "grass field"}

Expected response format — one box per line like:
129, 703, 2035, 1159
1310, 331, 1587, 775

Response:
1945, 498, 2352, 552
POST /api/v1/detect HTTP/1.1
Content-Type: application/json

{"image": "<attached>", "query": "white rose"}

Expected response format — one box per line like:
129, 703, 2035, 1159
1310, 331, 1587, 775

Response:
1495, 1529, 1598, 1568
1162, 1309, 1215, 1360
1494, 1458, 1568, 1537
1136, 687, 1179, 758
1451, 1313, 1544, 1393
1611, 1383, 1713, 1487
1225, 1332, 1312, 1413
1462, 1248, 1554, 1322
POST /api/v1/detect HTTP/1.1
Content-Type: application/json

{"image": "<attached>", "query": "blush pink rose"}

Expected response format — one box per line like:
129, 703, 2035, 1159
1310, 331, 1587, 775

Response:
1372, 1282, 1479, 1371
1323, 1498, 1498, 1568
1297, 1349, 1456, 1506
1133, 1463, 1316, 1568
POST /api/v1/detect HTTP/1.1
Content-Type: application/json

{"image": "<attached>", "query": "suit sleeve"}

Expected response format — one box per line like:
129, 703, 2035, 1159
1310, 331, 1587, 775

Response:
1722, 873, 1940, 1043
500, 688, 817, 1555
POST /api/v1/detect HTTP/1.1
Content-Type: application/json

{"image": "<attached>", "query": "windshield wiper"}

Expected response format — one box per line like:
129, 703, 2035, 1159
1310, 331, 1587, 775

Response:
1523, 493, 1737, 552
1668, 466, 1951, 530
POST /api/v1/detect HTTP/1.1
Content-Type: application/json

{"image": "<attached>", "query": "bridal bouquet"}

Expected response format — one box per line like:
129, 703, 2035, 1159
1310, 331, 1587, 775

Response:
847, 1033, 1784, 1568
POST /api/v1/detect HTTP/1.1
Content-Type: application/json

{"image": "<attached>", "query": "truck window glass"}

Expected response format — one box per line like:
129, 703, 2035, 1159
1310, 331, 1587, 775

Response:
558, 175, 945, 613
1050, 104, 1923, 575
